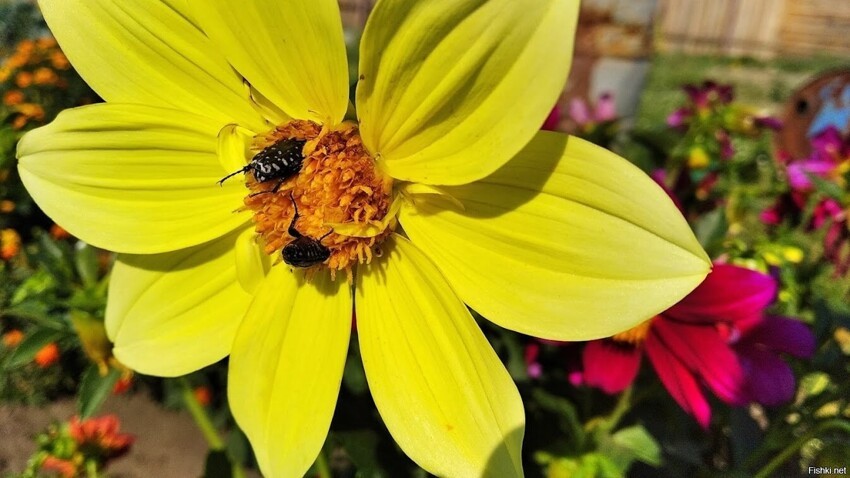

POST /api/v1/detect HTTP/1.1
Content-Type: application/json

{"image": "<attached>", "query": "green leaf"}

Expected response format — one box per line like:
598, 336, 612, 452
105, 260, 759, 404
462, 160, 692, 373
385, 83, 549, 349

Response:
74, 243, 99, 288
808, 174, 845, 201
203, 450, 233, 478
605, 424, 662, 469
77, 365, 121, 419
693, 208, 728, 251
531, 388, 585, 448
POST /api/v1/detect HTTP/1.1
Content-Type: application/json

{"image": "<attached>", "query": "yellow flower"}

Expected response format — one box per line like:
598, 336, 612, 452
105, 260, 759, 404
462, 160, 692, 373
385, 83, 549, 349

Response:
18, 1, 710, 477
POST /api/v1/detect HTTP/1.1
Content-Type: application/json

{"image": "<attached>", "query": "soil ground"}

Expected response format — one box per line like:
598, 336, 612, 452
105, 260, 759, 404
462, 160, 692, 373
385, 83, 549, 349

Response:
0, 393, 216, 477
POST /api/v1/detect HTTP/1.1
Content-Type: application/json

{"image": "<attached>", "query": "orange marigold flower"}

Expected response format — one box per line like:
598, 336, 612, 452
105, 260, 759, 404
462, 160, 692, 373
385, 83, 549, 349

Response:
50, 51, 70, 70
2, 329, 24, 348
15, 71, 33, 88
16, 39, 35, 55
0, 200, 15, 213
33, 67, 58, 86
0, 67, 10, 82
50, 224, 72, 240
39, 456, 77, 478
1, 228, 21, 260
34, 342, 60, 368
193, 386, 212, 407
69, 415, 135, 459
3, 89, 25, 106
36, 37, 57, 49
16, 103, 45, 120
11, 115, 28, 130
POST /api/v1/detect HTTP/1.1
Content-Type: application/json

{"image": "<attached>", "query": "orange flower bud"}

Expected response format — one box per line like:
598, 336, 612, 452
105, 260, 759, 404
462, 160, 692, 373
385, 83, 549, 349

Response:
193, 386, 212, 406
0, 200, 15, 213
50, 51, 70, 70
15, 71, 33, 88
2, 329, 24, 347
50, 224, 71, 240
112, 375, 133, 395
3, 89, 24, 106
34, 342, 60, 368
1, 228, 21, 260
33, 67, 58, 86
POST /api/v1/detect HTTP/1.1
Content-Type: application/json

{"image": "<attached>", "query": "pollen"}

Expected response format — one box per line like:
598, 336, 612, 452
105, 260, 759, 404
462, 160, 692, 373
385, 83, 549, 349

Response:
611, 317, 655, 346
244, 120, 394, 279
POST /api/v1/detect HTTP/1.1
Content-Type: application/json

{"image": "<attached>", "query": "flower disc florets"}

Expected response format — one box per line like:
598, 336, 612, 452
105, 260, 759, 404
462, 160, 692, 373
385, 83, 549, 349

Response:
611, 318, 654, 346
245, 120, 394, 278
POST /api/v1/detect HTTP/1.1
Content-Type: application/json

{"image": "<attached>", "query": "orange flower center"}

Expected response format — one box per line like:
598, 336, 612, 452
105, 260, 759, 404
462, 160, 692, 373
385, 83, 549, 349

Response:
243, 120, 394, 279
610, 317, 655, 346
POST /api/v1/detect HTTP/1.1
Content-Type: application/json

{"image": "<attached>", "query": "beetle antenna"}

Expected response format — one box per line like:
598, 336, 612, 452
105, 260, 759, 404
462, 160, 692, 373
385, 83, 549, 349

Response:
217, 165, 249, 186
319, 228, 334, 241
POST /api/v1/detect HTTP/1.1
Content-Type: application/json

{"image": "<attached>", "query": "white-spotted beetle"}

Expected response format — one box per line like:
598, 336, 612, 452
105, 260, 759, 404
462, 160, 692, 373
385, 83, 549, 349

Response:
218, 138, 307, 193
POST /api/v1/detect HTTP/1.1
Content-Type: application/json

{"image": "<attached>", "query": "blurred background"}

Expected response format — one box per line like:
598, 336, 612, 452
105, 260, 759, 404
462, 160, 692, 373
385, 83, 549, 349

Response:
0, 0, 849, 477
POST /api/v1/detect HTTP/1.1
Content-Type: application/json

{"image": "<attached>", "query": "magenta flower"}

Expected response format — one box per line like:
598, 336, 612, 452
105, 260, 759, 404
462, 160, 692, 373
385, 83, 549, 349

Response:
582, 264, 813, 428
786, 127, 849, 191
568, 92, 617, 129
541, 104, 562, 131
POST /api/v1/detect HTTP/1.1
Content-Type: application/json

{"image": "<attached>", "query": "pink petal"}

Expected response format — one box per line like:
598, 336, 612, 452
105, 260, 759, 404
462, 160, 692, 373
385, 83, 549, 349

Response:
736, 345, 796, 406
666, 107, 690, 128
594, 92, 617, 122
645, 329, 712, 428
652, 319, 748, 406
666, 264, 777, 325
788, 160, 836, 191
568, 97, 591, 125
582, 340, 642, 394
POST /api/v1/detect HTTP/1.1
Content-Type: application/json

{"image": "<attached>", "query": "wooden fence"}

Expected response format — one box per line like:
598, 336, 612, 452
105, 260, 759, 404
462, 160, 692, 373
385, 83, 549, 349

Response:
657, 0, 850, 58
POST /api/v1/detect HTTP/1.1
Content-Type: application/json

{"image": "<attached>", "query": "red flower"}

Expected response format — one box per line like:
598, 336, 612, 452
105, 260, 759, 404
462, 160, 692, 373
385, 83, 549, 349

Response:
582, 264, 813, 428
68, 415, 134, 460
40, 456, 77, 478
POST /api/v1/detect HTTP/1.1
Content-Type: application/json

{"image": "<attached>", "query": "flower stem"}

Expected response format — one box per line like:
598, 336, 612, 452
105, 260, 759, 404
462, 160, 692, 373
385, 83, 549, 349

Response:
179, 378, 224, 450
753, 419, 850, 478
601, 386, 633, 434
315, 450, 332, 478
85, 460, 98, 478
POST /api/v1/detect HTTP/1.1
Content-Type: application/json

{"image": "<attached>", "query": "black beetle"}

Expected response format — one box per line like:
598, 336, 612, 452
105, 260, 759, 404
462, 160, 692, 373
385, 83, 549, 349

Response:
282, 193, 333, 268
218, 138, 307, 193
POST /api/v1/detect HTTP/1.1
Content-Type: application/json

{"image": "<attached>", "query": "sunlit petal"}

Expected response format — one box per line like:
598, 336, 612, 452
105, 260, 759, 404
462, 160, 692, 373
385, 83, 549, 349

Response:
229, 266, 351, 477
190, 0, 348, 124
38, 0, 264, 130
17, 104, 250, 254
356, 235, 524, 478
106, 230, 251, 377
401, 133, 710, 340
358, 0, 577, 185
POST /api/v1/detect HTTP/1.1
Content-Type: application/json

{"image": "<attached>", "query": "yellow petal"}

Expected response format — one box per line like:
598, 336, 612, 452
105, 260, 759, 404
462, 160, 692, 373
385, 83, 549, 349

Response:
356, 235, 524, 478
190, 0, 349, 125
400, 133, 711, 340
235, 228, 270, 294
106, 229, 251, 377
17, 104, 251, 254
357, 0, 577, 185
38, 0, 264, 130
229, 266, 351, 477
